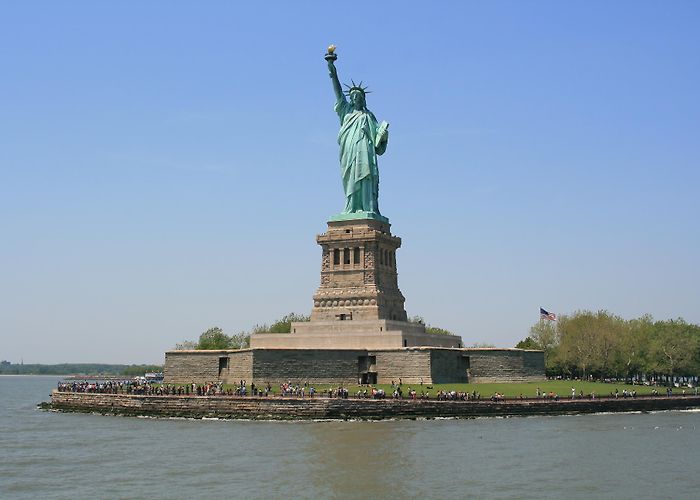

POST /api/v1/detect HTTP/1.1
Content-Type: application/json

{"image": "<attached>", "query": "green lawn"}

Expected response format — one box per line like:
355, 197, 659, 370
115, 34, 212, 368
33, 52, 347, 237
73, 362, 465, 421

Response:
220, 380, 683, 398
308, 381, 663, 398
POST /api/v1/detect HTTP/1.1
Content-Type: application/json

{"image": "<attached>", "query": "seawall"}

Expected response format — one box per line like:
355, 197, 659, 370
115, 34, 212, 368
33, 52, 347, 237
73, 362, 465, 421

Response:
43, 391, 700, 420
164, 347, 545, 386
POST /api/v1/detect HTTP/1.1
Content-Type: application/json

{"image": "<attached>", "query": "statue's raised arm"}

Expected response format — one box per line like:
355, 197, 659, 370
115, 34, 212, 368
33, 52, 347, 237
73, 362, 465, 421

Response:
325, 45, 344, 103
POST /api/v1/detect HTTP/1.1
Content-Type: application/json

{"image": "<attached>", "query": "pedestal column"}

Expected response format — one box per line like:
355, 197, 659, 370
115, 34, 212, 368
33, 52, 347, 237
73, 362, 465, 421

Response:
311, 219, 407, 322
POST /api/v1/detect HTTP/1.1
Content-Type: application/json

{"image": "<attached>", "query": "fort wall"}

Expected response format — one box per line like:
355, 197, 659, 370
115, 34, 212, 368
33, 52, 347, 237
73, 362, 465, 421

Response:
467, 350, 545, 383
164, 348, 545, 385
46, 391, 700, 421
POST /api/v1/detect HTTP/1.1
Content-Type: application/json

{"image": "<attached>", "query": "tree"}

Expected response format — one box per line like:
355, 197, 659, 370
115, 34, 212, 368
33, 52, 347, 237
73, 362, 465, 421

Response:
554, 310, 626, 379
175, 327, 250, 351
426, 326, 455, 336
408, 315, 454, 335
528, 320, 559, 355
516, 320, 562, 375
613, 314, 654, 381
557, 312, 600, 379
229, 331, 251, 349
173, 314, 312, 351
268, 313, 310, 333
595, 312, 626, 377
175, 340, 197, 350
197, 327, 232, 350
522, 311, 700, 380
649, 319, 700, 382
515, 337, 539, 350
122, 365, 163, 376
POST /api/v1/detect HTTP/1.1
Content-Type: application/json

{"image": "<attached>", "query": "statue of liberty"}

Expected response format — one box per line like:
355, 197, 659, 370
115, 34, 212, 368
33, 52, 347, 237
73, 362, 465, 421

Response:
325, 46, 389, 221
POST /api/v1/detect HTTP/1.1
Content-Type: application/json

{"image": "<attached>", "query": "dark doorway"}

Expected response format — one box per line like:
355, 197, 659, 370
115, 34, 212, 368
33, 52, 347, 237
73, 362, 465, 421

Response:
358, 355, 377, 384
361, 372, 377, 384
218, 357, 229, 376
462, 355, 471, 382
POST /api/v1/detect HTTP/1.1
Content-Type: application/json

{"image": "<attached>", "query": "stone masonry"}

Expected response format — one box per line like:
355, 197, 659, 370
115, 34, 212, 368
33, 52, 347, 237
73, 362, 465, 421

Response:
164, 347, 544, 386
164, 216, 544, 384
48, 391, 700, 421
312, 219, 407, 322
251, 218, 464, 350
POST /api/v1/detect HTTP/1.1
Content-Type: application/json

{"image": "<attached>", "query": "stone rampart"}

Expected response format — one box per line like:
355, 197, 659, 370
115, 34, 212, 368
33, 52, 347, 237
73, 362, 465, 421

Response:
163, 350, 226, 384
466, 349, 544, 383
164, 348, 545, 385
430, 350, 469, 384
374, 350, 432, 384
46, 391, 700, 420
251, 349, 364, 385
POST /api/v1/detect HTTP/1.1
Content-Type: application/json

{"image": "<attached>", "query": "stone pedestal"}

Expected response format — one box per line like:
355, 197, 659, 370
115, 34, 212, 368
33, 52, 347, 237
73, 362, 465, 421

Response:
311, 219, 408, 322
250, 217, 463, 351
250, 319, 463, 349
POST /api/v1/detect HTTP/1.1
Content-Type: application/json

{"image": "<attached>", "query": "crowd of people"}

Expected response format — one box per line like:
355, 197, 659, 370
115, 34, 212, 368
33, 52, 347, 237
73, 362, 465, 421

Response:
355, 388, 386, 399
57, 379, 698, 401
57, 380, 254, 397
279, 382, 314, 397
57, 380, 166, 395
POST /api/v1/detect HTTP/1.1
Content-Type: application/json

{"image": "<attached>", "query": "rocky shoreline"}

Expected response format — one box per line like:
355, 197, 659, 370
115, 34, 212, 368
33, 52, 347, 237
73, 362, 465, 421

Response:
40, 390, 700, 420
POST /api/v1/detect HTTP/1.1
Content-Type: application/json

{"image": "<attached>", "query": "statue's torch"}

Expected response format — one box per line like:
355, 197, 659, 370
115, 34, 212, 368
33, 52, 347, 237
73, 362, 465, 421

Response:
325, 44, 337, 62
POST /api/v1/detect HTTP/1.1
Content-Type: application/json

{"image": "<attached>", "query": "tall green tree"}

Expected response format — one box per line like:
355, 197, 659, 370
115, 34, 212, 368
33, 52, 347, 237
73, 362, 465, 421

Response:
529, 320, 559, 356
197, 327, 232, 349
613, 314, 654, 380
649, 319, 700, 381
175, 340, 197, 350
557, 312, 597, 378
229, 331, 251, 349
517, 319, 562, 375
556, 310, 625, 379
518, 311, 700, 381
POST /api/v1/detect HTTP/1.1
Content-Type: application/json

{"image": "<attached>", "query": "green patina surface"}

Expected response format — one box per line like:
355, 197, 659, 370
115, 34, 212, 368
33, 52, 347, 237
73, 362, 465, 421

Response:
328, 211, 389, 223
326, 47, 389, 220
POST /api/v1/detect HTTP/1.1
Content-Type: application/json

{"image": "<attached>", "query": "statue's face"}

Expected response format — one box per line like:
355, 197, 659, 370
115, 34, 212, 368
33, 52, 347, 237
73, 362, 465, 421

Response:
350, 90, 366, 109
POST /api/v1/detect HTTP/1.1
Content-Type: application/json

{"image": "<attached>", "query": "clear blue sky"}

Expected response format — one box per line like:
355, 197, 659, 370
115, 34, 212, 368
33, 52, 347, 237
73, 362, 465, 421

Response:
1, 1, 698, 364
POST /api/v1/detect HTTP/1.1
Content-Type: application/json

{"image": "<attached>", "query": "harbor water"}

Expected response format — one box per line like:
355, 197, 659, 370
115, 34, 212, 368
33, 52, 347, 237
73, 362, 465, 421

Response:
2, 375, 699, 499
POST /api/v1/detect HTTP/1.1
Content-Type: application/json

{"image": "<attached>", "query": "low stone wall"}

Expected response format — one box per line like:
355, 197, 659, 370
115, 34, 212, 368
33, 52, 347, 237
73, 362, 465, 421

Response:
45, 391, 700, 421
375, 350, 432, 384
228, 350, 254, 385
163, 350, 226, 383
164, 348, 545, 386
466, 349, 545, 383
252, 349, 363, 385
430, 350, 469, 384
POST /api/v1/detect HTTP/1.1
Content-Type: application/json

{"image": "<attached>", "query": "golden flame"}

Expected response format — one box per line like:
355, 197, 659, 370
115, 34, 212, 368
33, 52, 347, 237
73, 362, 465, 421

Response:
327, 44, 336, 54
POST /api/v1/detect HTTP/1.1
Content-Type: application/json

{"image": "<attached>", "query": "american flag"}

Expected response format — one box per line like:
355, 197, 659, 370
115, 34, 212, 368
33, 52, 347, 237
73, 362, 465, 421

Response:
540, 307, 556, 321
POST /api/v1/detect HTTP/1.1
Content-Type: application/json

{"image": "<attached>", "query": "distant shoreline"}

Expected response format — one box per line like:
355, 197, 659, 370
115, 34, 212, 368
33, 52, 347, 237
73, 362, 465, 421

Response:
42, 391, 700, 421
0, 363, 162, 377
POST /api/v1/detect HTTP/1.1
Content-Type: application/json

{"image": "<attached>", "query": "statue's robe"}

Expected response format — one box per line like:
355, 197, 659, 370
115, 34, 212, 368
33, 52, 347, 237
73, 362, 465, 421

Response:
335, 97, 388, 214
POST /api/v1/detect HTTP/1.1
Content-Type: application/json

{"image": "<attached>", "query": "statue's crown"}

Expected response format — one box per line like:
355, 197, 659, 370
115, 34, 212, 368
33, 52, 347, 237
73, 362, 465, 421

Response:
343, 80, 371, 96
